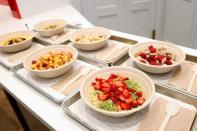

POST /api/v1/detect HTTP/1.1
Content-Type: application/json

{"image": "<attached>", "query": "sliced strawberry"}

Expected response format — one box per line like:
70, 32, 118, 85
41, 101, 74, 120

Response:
118, 94, 125, 102
101, 87, 111, 93
136, 92, 142, 97
150, 48, 156, 53
165, 60, 172, 65
93, 81, 101, 90
148, 45, 154, 49
122, 89, 130, 98
139, 53, 147, 59
96, 77, 103, 82
101, 82, 110, 88
137, 97, 145, 105
131, 100, 139, 107
118, 87, 124, 92
125, 97, 133, 104
106, 78, 113, 84
98, 93, 110, 101
111, 96, 118, 104
120, 102, 131, 110
166, 55, 171, 60
110, 84, 117, 91
115, 81, 124, 87
156, 55, 163, 63
147, 55, 156, 62
109, 74, 118, 79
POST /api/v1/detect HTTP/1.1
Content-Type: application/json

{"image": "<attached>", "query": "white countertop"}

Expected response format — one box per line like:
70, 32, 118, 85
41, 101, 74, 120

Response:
1, 4, 197, 131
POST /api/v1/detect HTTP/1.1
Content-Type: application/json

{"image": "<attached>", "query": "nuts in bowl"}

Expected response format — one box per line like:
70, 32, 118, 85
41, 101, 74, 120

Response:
70, 27, 111, 50
23, 45, 78, 78
80, 66, 155, 117
129, 41, 185, 73
33, 19, 67, 37
0, 31, 34, 52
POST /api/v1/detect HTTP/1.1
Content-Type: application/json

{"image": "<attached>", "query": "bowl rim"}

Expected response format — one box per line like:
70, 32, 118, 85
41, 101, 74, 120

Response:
129, 41, 186, 68
69, 26, 111, 45
23, 45, 78, 73
33, 19, 67, 32
0, 30, 34, 47
80, 66, 155, 115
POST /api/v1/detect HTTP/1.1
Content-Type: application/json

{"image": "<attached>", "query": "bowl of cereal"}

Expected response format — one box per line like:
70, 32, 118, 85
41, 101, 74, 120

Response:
33, 19, 67, 37
70, 27, 111, 50
80, 66, 155, 117
129, 41, 185, 73
23, 45, 78, 78
0, 31, 34, 52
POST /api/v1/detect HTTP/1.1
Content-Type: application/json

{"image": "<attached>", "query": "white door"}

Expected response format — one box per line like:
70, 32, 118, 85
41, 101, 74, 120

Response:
162, 0, 196, 47
126, 0, 156, 38
86, 0, 126, 32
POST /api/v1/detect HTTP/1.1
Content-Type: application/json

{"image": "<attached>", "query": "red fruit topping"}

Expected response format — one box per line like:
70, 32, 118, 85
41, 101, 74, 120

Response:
101, 82, 110, 88
166, 55, 171, 60
98, 93, 110, 101
131, 100, 139, 107
101, 87, 111, 93
111, 96, 118, 104
93, 81, 101, 90
147, 55, 156, 62
148, 45, 154, 49
137, 97, 145, 105
165, 60, 172, 65
125, 97, 133, 104
149, 48, 157, 53
120, 102, 131, 110
136, 92, 142, 97
118, 95, 125, 102
156, 55, 163, 63
122, 89, 131, 98
139, 53, 147, 59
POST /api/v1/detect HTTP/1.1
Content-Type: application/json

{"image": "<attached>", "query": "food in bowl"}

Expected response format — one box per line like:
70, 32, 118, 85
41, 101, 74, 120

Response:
1, 36, 27, 46
31, 51, 73, 70
135, 45, 176, 66
33, 19, 67, 37
75, 34, 107, 44
81, 66, 155, 117
91, 73, 145, 111
44, 24, 58, 30
0, 31, 34, 53
70, 27, 111, 50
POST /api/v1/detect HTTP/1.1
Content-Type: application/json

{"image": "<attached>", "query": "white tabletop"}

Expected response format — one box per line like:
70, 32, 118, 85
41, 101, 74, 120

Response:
0, 4, 197, 131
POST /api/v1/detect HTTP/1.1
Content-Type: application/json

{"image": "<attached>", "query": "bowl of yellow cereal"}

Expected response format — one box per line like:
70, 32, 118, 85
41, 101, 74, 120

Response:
23, 45, 78, 78
0, 31, 34, 52
70, 27, 111, 50
33, 19, 67, 37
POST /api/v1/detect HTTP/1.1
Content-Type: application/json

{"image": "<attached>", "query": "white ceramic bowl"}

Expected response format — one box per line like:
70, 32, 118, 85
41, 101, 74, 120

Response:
33, 19, 67, 37
70, 27, 111, 51
23, 45, 78, 78
80, 66, 155, 117
0, 31, 34, 53
129, 41, 186, 74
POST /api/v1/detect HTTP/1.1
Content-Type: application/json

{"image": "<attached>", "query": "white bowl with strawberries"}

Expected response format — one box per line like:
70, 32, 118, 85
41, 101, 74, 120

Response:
80, 66, 155, 117
129, 41, 185, 73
